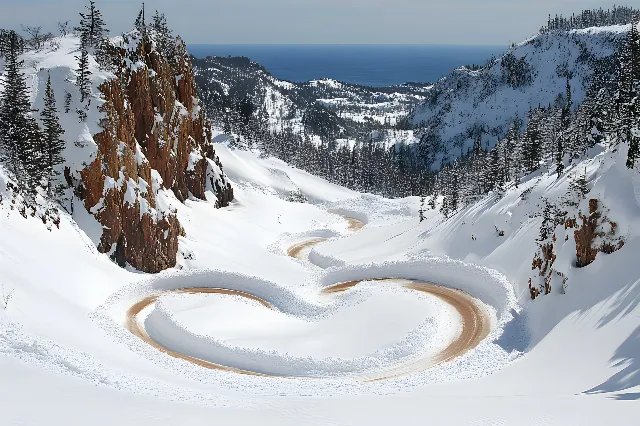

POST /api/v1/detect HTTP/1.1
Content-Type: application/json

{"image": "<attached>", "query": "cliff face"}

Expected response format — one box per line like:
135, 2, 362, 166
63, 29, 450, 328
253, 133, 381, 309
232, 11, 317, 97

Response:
72, 32, 233, 273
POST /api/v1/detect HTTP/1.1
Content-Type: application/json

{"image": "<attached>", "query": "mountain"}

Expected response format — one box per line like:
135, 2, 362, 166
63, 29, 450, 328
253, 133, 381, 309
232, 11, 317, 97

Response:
408, 25, 628, 170
0, 4, 639, 426
190, 19, 633, 198
1, 28, 233, 273
192, 55, 430, 147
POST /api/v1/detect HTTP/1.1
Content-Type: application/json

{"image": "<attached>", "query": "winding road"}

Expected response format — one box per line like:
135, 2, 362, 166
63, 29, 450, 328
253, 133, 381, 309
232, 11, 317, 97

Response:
124, 214, 491, 380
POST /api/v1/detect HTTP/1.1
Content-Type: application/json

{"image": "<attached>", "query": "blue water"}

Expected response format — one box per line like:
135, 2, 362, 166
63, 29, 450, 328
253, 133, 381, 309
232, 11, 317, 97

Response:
188, 44, 504, 87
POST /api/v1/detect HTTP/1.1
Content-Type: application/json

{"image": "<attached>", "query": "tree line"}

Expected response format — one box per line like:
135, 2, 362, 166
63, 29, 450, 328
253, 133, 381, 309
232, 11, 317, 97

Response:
428, 19, 639, 217
540, 6, 639, 33
221, 13, 639, 210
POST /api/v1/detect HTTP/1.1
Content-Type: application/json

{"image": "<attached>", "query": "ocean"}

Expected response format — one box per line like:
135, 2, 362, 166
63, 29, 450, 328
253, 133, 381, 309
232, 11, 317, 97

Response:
187, 44, 504, 87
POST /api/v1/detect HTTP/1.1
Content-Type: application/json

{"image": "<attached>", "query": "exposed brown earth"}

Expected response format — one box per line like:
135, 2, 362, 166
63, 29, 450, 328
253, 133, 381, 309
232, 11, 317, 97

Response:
327, 213, 364, 231
344, 216, 364, 231
125, 288, 272, 376
68, 34, 233, 273
126, 280, 489, 380
287, 238, 327, 261
124, 214, 489, 380
286, 215, 363, 262
324, 279, 490, 381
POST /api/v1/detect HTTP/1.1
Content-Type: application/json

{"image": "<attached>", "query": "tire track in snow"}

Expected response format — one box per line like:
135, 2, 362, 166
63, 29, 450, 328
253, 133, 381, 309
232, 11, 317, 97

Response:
124, 215, 491, 380
288, 214, 363, 262
125, 279, 489, 380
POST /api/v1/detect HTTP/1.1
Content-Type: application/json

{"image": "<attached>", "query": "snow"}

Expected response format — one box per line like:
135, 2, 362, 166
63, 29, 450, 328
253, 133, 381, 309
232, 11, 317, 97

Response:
1, 27, 639, 426
409, 27, 625, 169
2, 132, 640, 422
141, 283, 460, 377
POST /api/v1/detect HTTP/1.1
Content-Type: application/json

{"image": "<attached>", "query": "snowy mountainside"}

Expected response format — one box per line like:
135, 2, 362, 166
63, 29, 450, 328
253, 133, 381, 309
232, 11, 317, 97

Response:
1, 31, 234, 273
312, 138, 640, 400
192, 55, 429, 145
1, 8, 639, 425
409, 25, 628, 169
1, 131, 639, 424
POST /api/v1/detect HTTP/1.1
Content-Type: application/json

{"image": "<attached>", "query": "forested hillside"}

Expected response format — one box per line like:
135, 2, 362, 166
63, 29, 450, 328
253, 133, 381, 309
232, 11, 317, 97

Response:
195, 6, 639, 203
192, 56, 429, 196
0, 2, 233, 272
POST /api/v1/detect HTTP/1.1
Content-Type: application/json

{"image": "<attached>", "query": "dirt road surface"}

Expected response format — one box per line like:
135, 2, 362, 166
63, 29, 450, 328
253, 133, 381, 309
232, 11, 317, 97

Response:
124, 215, 490, 380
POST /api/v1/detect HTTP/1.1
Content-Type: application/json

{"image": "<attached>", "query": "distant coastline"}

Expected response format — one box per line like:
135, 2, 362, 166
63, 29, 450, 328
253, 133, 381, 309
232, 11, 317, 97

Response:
187, 44, 504, 87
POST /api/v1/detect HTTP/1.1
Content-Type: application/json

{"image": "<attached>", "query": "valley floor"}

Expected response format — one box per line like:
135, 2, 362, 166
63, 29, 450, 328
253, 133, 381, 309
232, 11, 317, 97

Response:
0, 142, 639, 425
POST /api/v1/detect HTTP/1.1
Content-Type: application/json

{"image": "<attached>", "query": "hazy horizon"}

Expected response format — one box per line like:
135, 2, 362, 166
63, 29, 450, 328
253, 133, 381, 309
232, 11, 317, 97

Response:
0, 0, 629, 45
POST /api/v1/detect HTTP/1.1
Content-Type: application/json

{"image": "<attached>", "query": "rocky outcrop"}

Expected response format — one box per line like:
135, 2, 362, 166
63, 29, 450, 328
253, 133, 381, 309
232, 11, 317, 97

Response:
574, 199, 624, 268
529, 198, 625, 299
72, 32, 233, 273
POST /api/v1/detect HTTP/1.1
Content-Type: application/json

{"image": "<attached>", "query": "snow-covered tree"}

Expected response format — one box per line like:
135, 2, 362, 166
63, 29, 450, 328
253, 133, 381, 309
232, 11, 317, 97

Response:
76, 0, 108, 49
135, 3, 147, 36
151, 10, 174, 57
621, 19, 640, 168
75, 47, 91, 104
40, 73, 66, 197
0, 31, 45, 200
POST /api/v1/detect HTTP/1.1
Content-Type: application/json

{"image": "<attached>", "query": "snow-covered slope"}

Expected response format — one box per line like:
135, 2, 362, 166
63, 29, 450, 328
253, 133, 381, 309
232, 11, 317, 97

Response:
2, 128, 639, 424
1, 18, 639, 426
409, 25, 628, 169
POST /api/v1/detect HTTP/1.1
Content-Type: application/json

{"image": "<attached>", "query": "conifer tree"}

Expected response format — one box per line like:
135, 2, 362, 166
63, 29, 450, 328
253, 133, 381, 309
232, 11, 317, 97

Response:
555, 79, 572, 178
428, 195, 436, 210
135, 3, 146, 36
485, 144, 503, 192
624, 19, 640, 168
75, 47, 91, 104
40, 73, 66, 197
555, 136, 565, 178
523, 108, 543, 174
566, 169, 589, 207
505, 120, 520, 186
77, 0, 108, 49
152, 10, 173, 57
418, 196, 425, 222
0, 31, 45, 199
64, 91, 72, 113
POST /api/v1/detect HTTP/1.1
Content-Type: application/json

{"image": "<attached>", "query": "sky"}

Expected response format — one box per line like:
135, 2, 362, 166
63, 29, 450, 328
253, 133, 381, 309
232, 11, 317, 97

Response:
0, 0, 630, 44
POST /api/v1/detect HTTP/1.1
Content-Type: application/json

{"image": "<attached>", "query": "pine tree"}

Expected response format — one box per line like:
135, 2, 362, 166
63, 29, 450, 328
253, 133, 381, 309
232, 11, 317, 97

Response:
555, 136, 565, 178
450, 165, 459, 211
553, 79, 572, 178
418, 196, 425, 222
470, 135, 485, 196
566, 169, 589, 207
428, 195, 436, 210
505, 120, 520, 187
485, 144, 503, 192
77, 0, 108, 49
64, 91, 72, 113
0, 31, 45, 200
135, 3, 146, 36
151, 10, 173, 57
538, 198, 554, 241
624, 19, 640, 168
523, 108, 544, 174
40, 73, 66, 197
75, 47, 91, 104
95, 37, 117, 72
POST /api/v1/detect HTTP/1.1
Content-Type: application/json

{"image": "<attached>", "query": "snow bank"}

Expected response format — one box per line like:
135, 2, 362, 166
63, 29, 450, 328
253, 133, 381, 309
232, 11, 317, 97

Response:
145, 285, 457, 377
93, 248, 521, 387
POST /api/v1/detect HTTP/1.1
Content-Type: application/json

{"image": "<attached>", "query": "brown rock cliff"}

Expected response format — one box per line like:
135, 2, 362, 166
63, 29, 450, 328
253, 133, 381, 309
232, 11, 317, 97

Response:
73, 32, 233, 273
